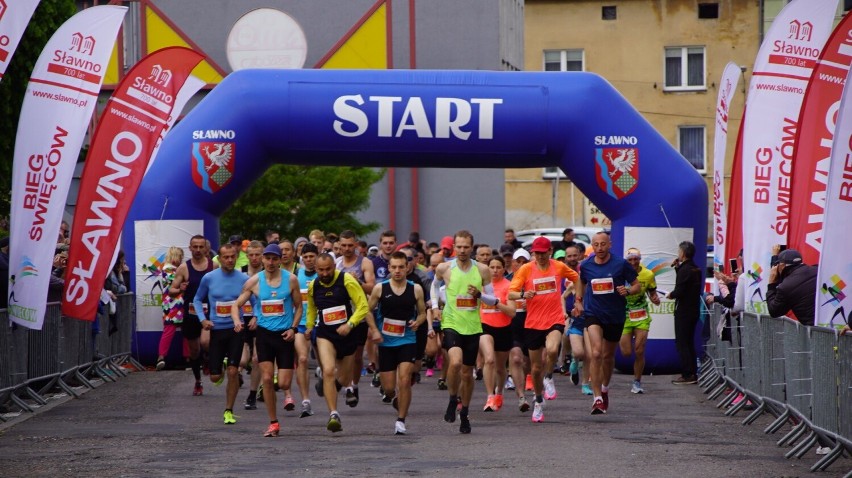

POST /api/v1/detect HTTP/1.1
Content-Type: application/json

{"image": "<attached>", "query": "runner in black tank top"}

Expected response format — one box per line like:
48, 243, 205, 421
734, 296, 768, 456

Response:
366, 252, 427, 435
169, 235, 215, 396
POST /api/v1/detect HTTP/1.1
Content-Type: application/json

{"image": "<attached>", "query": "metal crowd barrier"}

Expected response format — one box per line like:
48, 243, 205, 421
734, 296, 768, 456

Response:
700, 304, 852, 474
0, 294, 143, 422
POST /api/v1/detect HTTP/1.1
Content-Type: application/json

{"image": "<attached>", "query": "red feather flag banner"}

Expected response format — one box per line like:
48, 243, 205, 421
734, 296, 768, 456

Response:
788, 13, 852, 265
62, 46, 204, 321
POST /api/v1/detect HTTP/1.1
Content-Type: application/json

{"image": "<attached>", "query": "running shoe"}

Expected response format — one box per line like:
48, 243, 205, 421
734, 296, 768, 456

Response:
569, 359, 579, 385
327, 412, 342, 433
671, 375, 698, 385
382, 392, 394, 404
156, 359, 166, 371
315, 366, 322, 378
425, 368, 434, 378
394, 420, 407, 435
483, 395, 496, 412
505, 376, 515, 390
366, 362, 377, 374
283, 396, 296, 411
518, 396, 530, 412
531, 401, 544, 423
631, 380, 644, 394
524, 374, 533, 391
412, 372, 421, 384
193, 381, 203, 396
591, 398, 606, 415
238, 373, 244, 388
459, 414, 471, 434
214, 374, 225, 386
345, 388, 359, 407
474, 368, 483, 381
300, 400, 314, 418
602, 390, 609, 411
543, 377, 557, 400
223, 410, 236, 425
581, 383, 593, 395
315, 380, 325, 397
437, 378, 448, 390
493, 394, 504, 411
444, 396, 458, 423
264, 422, 280, 437
244, 395, 257, 410
371, 372, 381, 388
392, 396, 399, 411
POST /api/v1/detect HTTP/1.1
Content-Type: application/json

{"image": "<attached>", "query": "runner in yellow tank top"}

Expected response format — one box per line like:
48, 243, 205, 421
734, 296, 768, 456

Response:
431, 230, 494, 434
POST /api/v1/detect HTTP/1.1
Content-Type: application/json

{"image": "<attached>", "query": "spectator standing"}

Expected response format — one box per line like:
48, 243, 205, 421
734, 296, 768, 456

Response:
504, 228, 523, 250
669, 241, 703, 385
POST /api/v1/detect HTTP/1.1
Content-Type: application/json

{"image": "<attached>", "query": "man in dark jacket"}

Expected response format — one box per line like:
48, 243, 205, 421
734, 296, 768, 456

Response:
668, 241, 703, 384
766, 249, 817, 326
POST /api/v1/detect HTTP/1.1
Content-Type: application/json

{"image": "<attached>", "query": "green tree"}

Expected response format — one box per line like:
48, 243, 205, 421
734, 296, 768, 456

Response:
220, 165, 385, 242
0, 0, 77, 235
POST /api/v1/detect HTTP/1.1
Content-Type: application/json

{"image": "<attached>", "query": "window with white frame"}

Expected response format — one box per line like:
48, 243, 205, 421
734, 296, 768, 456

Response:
544, 50, 584, 72
679, 126, 706, 172
664, 46, 705, 90
542, 166, 567, 179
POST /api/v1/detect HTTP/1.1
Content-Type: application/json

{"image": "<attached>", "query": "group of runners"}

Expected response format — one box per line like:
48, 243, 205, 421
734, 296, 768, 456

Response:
158, 228, 661, 437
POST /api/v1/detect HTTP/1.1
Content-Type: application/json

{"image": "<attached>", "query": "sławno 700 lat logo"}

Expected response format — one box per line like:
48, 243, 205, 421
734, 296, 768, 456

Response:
192, 141, 234, 194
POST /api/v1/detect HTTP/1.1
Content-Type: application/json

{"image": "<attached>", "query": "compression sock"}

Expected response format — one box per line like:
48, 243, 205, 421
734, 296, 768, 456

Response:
191, 357, 201, 381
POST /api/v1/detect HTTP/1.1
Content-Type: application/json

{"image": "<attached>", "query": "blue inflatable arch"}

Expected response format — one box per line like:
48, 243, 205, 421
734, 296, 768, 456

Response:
125, 69, 707, 371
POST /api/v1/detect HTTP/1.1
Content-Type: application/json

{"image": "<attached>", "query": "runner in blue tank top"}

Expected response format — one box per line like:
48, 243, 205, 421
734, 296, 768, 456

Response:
292, 242, 320, 418
367, 229, 398, 388
232, 244, 302, 437
366, 252, 427, 435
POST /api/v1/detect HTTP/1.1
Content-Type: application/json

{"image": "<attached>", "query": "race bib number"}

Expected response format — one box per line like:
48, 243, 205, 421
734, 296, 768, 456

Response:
628, 308, 648, 321
300, 288, 308, 305
261, 299, 284, 316
591, 278, 615, 295
188, 302, 208, 315
533, 276, 558, 295
322, 305, 348, 325
242, 303, 254, 315
215, 301, 234, 317
455, 294, 477, 311
515, 298, 526, 312
381, 318, 407, 337
481, 302, 499, 313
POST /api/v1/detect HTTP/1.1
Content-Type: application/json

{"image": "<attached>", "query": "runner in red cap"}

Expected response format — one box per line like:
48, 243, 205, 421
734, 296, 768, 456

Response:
508, 237, 581, 422
440, 236, 454, 261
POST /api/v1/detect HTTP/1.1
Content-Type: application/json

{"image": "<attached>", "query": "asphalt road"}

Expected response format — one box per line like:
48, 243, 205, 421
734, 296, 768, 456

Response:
0, 365, 849, 477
